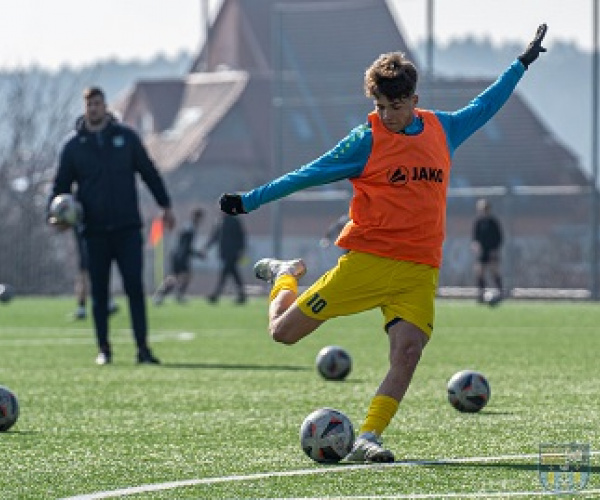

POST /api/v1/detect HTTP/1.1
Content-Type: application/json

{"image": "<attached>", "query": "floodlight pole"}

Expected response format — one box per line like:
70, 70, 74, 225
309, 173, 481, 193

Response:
592, 0, 599, 299
426, 0, 434, 81
201, 0, 211, 71
271, 5, 284, 258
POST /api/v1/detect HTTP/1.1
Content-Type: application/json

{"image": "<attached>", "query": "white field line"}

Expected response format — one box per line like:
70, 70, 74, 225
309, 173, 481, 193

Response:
265, 491, 600, 499
0, 331, 195, 346
59, 451, 600, 500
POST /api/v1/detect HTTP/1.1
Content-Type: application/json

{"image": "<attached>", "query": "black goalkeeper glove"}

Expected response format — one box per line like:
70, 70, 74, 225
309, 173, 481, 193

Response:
219, 193, 247, 215
518, 23, 548, 69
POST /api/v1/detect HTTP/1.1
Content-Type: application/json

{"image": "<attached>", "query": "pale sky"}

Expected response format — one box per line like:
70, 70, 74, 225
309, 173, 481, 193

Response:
0, 0, 596, 71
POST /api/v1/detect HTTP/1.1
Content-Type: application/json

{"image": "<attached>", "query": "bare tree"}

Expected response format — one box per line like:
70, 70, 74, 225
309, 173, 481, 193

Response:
0, 70, 82, 294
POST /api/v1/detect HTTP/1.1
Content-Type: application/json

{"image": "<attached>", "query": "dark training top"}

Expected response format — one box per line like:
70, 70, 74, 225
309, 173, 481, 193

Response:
473, 215, 503, 252
52, 115, 171, 235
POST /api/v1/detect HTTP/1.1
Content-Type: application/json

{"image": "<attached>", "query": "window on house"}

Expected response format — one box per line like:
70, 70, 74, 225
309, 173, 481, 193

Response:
141, 112, 154, 135
164, 107, 203, 139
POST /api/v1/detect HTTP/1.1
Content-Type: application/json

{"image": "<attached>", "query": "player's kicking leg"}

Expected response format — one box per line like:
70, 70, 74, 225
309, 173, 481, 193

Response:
254, 257, 323, 344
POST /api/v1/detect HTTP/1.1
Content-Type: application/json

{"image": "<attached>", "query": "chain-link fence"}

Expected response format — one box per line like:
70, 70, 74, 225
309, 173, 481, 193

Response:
269, 0, 599, 299
441, 186, 595, 298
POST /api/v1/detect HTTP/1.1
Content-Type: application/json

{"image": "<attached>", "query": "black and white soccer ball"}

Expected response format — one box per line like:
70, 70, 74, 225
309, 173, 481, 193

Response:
300, 407, 355, 463
0, 283, 15, 304
447, 369, 491, 413
48, 194, 82, 226
315, 345, 352, 381
0, 385, 19, 431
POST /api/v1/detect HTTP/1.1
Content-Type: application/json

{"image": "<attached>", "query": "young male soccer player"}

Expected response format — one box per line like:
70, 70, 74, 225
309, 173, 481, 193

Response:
219, 24, 548, 462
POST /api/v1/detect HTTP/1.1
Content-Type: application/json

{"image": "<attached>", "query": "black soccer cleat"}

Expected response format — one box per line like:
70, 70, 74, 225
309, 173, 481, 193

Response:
137, 350, 161, 365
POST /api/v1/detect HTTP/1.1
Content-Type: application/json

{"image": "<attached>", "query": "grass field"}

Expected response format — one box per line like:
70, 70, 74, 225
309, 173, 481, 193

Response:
0, 296, 598, 499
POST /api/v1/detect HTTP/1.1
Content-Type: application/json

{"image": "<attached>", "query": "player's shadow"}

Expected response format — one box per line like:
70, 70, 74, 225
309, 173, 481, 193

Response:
470, 410, 516, 416
404, 460, 600, 473
332, 460, 600, 474
0, 430, 38, 435
161, 362, 310, 371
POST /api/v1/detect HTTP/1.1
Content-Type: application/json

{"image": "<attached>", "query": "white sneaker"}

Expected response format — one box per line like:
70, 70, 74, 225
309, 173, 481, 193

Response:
344, 432, 395, 463
95, 352, 112, 366
253, 258, 306, 283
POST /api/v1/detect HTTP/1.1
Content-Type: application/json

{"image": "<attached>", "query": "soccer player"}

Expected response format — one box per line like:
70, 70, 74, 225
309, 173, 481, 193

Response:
319, 214, 350, 250
472, 198, 504, 305
153, 207, 205, 305
204, 213, 247, 305
219, 24, 548, 462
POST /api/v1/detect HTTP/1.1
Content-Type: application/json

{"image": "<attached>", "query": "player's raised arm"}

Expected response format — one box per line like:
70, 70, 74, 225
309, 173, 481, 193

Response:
438, 23, 549, 153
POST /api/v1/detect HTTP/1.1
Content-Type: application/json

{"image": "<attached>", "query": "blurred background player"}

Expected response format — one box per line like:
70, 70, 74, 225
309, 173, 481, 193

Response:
471, 198, 504, 305
319, 214, 350, 250
204, 213, 247, 305
153, 207, 205, 305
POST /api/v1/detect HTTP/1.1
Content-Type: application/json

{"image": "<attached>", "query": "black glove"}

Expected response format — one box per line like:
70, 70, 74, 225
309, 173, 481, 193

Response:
518, 24, 548, 69
219, 193, 247, 215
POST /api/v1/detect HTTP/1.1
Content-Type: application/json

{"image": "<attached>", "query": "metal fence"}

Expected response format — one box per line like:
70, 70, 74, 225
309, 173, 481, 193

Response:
268, 0, 598, 299
441, 186, 594, 298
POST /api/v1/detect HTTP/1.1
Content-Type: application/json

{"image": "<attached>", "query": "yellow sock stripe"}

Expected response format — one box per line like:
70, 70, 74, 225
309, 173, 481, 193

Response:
359, 394, 400, 436
269, 274, 298, 302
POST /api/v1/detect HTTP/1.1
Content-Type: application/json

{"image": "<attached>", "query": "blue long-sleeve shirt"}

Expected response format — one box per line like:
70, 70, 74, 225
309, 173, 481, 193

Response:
242, 59, 525, 213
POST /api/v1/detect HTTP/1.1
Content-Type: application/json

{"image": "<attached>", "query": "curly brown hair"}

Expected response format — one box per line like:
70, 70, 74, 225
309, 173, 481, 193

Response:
364, 52, 418, 101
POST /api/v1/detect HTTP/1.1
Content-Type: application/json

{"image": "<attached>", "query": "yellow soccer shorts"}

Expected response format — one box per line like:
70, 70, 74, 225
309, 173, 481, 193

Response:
297, 251, 439, 337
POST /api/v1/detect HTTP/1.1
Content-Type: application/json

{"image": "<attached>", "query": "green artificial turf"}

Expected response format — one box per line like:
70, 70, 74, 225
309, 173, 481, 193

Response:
0, 297, 598, 499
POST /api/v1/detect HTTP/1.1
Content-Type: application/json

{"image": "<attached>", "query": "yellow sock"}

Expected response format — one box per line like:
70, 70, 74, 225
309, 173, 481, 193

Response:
269, 274, 297, 302
359, 394, 399, 436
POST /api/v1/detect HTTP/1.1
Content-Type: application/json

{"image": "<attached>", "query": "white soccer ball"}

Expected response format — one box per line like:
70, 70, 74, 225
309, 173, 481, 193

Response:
447, 369, 491, 413
48, 194, 82, 226
299, 407, 355, 463
0, 385, 19, 432
316, 345, 352, 381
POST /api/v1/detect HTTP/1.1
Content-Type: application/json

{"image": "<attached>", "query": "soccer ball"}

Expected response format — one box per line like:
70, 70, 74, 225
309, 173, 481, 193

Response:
0, 385, 19, 432
447, 369, 491, 413
0, 283, 14, 303
316, 345, 352, 381
48, 194, 82, 226
299, 408, 355, 463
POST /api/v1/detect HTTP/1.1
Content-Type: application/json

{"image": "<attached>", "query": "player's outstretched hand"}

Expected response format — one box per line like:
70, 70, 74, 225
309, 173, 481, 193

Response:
518, 23, 548, 69
219, 193, 247, 215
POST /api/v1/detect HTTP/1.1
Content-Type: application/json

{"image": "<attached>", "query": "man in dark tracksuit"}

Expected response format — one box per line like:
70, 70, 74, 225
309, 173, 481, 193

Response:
50, 87, 175, 365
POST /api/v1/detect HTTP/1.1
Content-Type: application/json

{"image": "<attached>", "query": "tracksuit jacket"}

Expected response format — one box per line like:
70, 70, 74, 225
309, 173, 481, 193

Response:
51, 115, 171, 234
